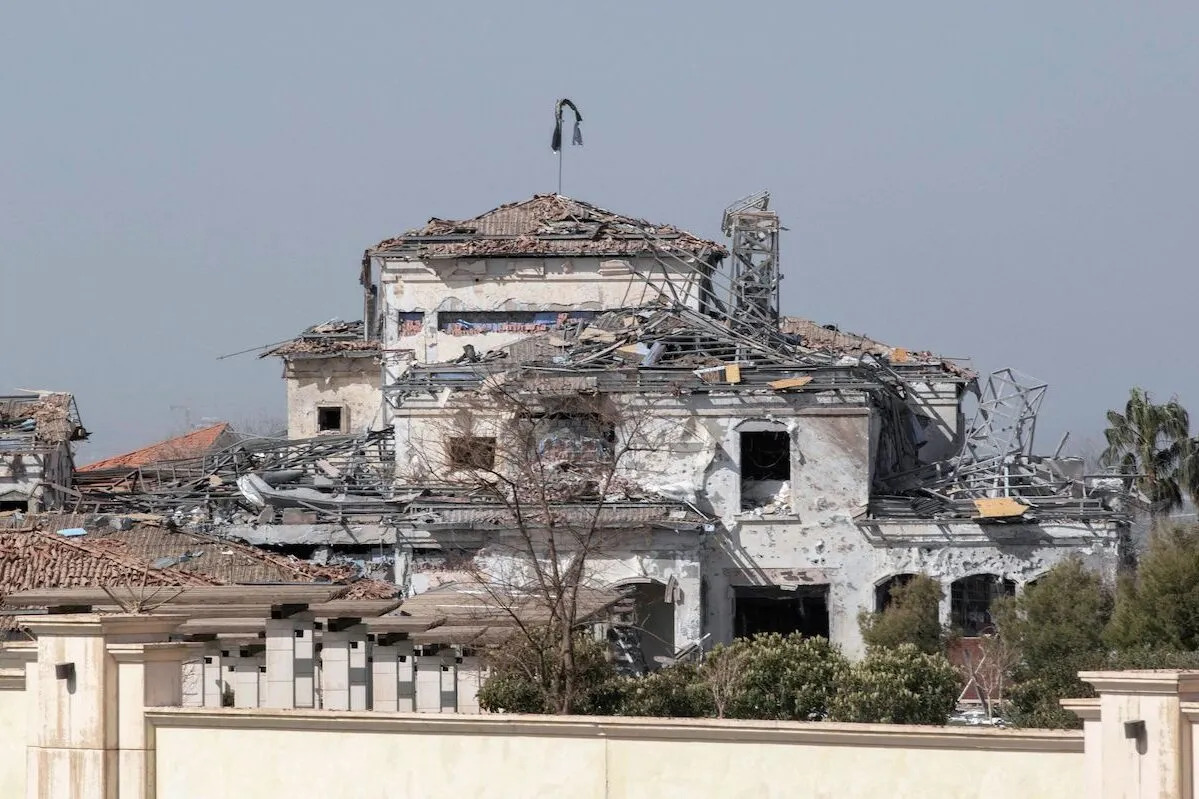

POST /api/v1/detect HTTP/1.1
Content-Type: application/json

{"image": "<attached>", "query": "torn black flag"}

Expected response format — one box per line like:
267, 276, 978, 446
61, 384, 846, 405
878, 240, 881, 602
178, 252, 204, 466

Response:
551, 99, 583, 153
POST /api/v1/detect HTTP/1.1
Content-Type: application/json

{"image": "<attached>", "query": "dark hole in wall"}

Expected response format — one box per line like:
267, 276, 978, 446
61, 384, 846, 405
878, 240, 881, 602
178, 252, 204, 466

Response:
733, 585, 830, 639
448, 437, 496, 470
740, 431, 790, 481
317, 406, 343, 433
0, 500, 28, 513
951, 574, 1015, 636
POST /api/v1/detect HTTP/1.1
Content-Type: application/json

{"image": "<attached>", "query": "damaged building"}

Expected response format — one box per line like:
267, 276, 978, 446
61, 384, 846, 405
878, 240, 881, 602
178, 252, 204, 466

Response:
238, 191, 1127, 659
0, 393, 87, 513
67, 192, 1126, 664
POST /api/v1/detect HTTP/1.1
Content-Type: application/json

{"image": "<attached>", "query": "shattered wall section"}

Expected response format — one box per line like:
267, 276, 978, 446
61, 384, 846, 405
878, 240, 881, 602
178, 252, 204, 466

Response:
284, 357, 383, 439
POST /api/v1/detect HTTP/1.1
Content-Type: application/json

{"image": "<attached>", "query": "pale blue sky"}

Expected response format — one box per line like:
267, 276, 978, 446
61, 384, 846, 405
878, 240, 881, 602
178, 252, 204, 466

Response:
3, 3, 1197, 460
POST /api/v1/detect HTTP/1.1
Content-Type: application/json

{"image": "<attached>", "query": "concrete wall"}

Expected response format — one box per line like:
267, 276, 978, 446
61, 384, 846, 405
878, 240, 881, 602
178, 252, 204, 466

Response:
148, 709, 1084, 799
283, 356, 383, 439
0, 450, 51, 511
0, 671, 27, 799
391, 389, 1123, 658
379, 255, 705, 364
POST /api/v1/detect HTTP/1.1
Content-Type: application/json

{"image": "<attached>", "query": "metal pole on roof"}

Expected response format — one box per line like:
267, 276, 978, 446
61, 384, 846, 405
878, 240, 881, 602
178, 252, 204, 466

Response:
551, 98, 583, 196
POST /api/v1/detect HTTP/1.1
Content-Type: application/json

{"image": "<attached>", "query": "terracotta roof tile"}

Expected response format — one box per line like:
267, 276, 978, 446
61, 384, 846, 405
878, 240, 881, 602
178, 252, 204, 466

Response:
0, 516, 396, 629
79, 422, 232, 472
371, 194, 726, 260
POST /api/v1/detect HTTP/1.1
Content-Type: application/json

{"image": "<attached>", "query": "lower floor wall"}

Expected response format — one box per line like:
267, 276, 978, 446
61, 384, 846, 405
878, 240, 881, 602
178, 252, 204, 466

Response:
401, 520, 1122, 660
148, 709, 1084, 799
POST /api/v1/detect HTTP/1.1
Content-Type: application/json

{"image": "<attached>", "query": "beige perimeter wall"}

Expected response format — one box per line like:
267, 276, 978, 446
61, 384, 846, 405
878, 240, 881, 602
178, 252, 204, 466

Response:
149, 709, 1083, 799
0, 679, 27, 799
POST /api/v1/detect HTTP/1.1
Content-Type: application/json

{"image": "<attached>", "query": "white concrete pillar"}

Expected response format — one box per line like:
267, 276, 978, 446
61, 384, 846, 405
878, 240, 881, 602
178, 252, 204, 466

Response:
264, 618, 314, 709
439, 652, 458, 714
414, 652, 441, 713
348, 626, 368, 711
371, 644, 399, 712
108, 641, 197, 799
1071, 670, 1199, 799
397, 640, 415, 712
320, 628, 352, 711
201, 648, 226, 708
232, 653, 261, 709
18, 614, 183, 799
456, 654, 483, 714
295, 620, 315, 708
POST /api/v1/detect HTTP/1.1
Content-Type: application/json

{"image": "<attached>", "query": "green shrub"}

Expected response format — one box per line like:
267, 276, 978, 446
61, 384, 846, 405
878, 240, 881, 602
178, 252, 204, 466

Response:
618, 662, 713, 718
725, 633, 849, 721
859, 575, 946, 654
992, 559, 1113, 729
1107, 526, 1199, 651
829, 644, 960, 725
477, 629, 621, 715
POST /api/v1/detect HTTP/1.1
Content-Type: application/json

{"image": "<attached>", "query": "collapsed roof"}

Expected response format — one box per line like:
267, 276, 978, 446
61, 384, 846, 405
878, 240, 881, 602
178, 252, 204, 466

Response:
0, 393, 88, 450
370, 194, 728, 261
261, 320, 379, 360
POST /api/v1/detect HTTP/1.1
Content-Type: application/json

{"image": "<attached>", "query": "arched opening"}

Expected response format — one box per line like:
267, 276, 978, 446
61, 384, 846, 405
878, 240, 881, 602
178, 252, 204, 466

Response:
950, 574, 1015, 636
874, 573, 918, 611
610, 578, 679, 674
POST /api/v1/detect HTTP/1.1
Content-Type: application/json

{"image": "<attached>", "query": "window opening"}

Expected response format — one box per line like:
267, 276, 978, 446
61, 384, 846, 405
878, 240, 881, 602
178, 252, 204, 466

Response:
448, 437, 497, 470
951, 574, 1015, 636
733, 585, 829, 639
740, 429, 791, 509
316, 406, 344, 433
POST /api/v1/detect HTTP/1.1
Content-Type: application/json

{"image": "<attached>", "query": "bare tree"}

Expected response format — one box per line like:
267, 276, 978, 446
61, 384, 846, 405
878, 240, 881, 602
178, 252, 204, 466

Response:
957, 633, 1020, 721
700, 644, 747, 719
401, 372, 673, 713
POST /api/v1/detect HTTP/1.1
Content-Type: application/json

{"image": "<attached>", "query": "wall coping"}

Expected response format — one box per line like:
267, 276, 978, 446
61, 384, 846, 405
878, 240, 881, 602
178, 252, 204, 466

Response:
1060, 697, 1101, 721
19, 613, 187, 638
145, 708, 1084, 753
0, 668, 24, 691
1080, 670, 1199, 696
108, 642, 204, 664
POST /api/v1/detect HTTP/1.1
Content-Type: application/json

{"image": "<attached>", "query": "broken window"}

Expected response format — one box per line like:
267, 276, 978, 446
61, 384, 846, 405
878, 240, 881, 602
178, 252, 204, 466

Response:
0, 500, 27, 513
316, 406, 344, 434
950, 574, 1015, 637
447, 437, 496, 471
526, 411, 615, 465
875, 573, 918, 611
739, 429, 791, 510
437, 310, 597, 335
733, 585, 829, 640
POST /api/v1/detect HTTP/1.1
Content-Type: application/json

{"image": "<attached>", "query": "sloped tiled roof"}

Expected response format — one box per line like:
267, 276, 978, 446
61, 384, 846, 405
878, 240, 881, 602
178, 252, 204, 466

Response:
78, 423, 232, 472
371, 194, 726, 260
0, 516, 396, 624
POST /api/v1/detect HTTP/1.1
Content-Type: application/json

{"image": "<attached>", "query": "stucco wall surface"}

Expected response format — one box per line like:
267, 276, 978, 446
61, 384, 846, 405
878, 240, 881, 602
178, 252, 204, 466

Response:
149, 709, 1083, 799
0, 682, 26, 798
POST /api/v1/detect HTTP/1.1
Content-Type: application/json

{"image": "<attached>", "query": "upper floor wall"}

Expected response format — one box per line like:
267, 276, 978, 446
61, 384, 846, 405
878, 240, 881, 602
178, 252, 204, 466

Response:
377, 254, 709, 364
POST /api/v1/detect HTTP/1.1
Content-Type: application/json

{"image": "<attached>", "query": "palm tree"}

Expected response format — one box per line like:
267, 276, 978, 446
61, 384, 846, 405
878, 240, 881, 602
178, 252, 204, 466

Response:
1101, 388, 1191, 518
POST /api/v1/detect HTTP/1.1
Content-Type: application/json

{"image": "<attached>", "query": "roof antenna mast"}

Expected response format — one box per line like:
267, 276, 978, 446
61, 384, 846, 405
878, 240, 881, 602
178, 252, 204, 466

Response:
551, 98, 583, 195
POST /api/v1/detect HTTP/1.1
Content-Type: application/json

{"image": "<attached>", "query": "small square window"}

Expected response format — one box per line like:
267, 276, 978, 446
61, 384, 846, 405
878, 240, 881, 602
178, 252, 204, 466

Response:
448, 436, 497, 470
317, 406, 344, 433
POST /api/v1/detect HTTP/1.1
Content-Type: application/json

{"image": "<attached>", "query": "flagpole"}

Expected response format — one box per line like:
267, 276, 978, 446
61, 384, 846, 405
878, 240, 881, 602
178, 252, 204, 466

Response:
558, 146, 563, 195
